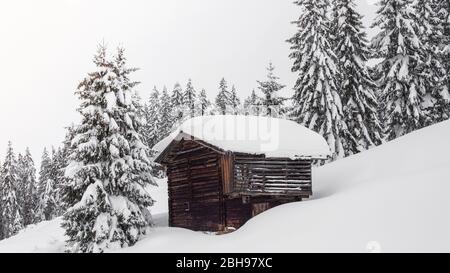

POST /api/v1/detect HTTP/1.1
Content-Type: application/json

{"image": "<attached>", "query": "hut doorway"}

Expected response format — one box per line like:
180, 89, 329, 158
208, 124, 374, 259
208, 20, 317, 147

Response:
252, 202, 270, 217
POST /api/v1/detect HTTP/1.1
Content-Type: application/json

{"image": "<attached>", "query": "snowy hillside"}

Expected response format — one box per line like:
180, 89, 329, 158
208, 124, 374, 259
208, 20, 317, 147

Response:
1, 120, 449, 252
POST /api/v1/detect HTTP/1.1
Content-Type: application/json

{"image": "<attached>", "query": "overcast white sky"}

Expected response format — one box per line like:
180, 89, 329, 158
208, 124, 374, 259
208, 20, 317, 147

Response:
0, 0, 376, 163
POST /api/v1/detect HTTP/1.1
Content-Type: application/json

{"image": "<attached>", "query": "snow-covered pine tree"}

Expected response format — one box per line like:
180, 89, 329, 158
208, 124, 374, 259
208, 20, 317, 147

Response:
256, 62, 286, 117
158, 86, 174, 139
0, 141, 23, 238
197, 89, 211, 116
62, 46, 156, 253
243, 90, 262, 116
17, 148, 38, 226
331, 0, 383, 154
229, 85, 242, 115
215, 78, 231, 114
58, 125, 76, 211
130, 89, 164, 177
16, 153, 26, 220
367, 57, 387, 129
51, 147, 70, 217
183, 79, 197, 118
132, 91, 146, 129
429, 0, 450, 121
371, 0, 428, 140
142, 86, 161, 148
171, 82, 186, 124
50, 148, 62, 215
37, 148, 57, 221
411, 0, 442, 123
288, 0, 353, 160
132, 91, 154, 149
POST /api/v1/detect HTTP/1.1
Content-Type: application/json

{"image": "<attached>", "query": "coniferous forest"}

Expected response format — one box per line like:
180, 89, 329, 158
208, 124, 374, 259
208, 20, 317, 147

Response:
0, 0, 449, 252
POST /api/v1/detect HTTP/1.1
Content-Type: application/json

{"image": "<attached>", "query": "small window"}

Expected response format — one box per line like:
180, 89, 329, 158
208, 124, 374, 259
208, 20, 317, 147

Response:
184, 202, 190, 212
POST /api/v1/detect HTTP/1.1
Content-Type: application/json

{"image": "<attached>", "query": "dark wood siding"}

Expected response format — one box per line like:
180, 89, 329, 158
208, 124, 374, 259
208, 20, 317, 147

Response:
220, 152, 234, 194
166, 140, 224, 231
233, 154, 312, 197
224, 198, 251, 228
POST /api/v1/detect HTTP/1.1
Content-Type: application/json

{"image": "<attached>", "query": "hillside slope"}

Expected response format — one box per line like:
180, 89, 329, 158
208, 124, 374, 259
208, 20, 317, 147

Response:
124, 120, 450, 253
1, 120, 449, 252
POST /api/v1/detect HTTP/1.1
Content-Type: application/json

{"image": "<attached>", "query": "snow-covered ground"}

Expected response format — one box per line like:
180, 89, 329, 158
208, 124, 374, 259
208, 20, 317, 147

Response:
0, 218, 66, 253
1, 120, 449, 252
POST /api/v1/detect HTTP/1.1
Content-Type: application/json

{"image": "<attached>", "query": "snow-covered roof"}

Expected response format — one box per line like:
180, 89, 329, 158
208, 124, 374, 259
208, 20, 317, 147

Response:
153, 115, 331, 161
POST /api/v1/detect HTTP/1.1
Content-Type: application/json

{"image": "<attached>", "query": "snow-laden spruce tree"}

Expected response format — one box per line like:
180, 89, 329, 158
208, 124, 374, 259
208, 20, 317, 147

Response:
288, 0, 353, 160
49, 148, 62, 216
0, 141, 23, 239
243, 90, 262, 116
332, 0, 383, 154
142, 86, 161, 148
132, 91, 145, 124
171, 82, 186, 124
37, 148, 57, 221
371, 0, 427, 140
58, 125, 76, 211
229, 85, 241, 114
51, 146, 71, 216
413, 0, 450, 124
16, 153, 27, 220
432, 0, 450, 121
62, 46, 156, 253
17, 148, 38, 226
197, 88, 211, 116
215, 78, 231, 114
256, 62, 286, 117
158, 86, 175, 139
183, 79, 197, 118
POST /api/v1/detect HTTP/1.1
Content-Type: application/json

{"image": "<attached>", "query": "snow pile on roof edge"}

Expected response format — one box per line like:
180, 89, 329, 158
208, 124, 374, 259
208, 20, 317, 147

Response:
153, 115, 331, 159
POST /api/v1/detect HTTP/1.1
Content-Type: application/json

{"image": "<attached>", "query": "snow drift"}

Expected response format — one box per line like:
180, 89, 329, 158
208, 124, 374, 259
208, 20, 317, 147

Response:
1, 120, 449, 252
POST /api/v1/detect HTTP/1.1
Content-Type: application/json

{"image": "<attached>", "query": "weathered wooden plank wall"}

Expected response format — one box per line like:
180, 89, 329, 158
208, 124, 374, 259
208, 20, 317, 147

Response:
233, 154, 312, 197
220, 152, 234, 194
167, 140, 223, 231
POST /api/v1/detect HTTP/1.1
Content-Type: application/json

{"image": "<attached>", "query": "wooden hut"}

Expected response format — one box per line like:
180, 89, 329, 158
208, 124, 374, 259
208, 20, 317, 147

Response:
153, 115, 330, 232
